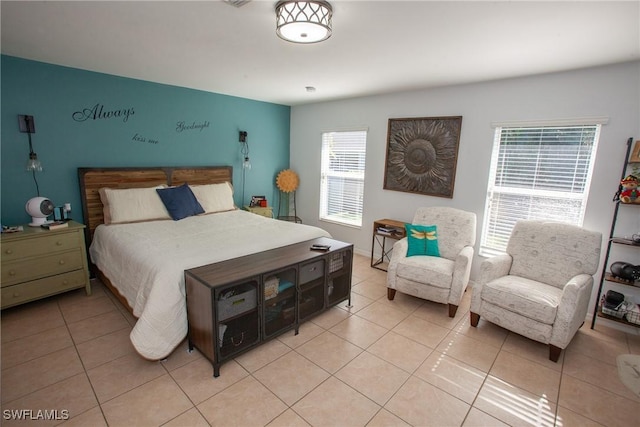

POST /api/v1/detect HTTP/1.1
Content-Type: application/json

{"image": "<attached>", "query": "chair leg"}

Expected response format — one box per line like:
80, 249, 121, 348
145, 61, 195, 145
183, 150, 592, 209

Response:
470, 312, 480, 327
387, 288, 396, 300
549, 345, 562, 363
448, 304, 458, 318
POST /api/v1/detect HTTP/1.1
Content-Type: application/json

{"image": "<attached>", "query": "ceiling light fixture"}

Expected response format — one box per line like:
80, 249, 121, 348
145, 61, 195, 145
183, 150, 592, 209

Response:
275, 1, 332, 44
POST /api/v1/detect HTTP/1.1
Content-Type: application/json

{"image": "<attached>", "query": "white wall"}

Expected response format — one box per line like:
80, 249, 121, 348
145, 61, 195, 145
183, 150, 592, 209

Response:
290, 61, 640, 325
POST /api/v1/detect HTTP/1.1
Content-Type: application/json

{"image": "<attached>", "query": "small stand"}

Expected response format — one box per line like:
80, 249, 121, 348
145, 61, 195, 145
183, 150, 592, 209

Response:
371, 219, 407, 271
277, 190, 302, 223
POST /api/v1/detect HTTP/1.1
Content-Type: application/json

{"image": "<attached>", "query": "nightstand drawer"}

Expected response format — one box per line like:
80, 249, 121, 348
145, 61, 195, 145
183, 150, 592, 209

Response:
1, 249, 85, 287
1, 231, 80, 262
244, 206, 273, 218
1, 270, 87, 309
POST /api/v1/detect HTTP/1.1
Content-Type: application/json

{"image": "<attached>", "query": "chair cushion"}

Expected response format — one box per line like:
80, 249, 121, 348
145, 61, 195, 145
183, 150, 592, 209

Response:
412, 207, 476, 260
405, 224, 440, 257
396, 256, 453, 289
481, 275, 562, 324
507, 220, 602, 289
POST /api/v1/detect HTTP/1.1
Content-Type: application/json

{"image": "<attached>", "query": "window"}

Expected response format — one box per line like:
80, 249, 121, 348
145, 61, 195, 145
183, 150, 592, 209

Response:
480, 123, 601, 256
320, 130, 367, 227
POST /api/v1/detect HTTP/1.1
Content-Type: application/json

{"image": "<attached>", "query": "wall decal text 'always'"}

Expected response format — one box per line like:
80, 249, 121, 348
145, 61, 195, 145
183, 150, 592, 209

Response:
72, 103, 135, 123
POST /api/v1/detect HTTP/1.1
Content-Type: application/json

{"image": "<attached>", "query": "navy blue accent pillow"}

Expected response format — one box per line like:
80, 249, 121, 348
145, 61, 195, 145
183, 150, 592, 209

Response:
156, 183, 204, 221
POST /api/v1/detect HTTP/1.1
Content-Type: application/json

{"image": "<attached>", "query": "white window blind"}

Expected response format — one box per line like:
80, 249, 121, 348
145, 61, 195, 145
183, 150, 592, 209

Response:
480, 124, 600, 256
320, 130, 367, 227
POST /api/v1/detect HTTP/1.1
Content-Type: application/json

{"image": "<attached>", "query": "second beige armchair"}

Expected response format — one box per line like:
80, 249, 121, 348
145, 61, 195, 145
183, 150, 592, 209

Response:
470, 220, 602, 362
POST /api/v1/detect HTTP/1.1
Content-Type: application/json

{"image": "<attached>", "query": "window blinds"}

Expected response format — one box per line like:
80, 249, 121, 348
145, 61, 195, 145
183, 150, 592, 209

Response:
320, 130, 367, 227
481, 124, 600, 255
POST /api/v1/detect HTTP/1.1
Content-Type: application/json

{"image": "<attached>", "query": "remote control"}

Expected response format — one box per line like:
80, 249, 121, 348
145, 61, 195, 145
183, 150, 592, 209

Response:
310, 244, 330, 251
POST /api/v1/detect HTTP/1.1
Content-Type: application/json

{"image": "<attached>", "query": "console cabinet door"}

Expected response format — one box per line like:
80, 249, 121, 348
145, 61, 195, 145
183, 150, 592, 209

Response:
262, 266, 297, 338
215, 278, 260, 360
327, 248, 353, 306
298, 258, 326, 321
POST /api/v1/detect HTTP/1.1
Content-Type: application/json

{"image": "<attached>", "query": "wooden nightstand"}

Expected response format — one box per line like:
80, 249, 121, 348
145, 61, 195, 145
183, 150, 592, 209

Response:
1, 220, 91, 309
244, 205, 273, 218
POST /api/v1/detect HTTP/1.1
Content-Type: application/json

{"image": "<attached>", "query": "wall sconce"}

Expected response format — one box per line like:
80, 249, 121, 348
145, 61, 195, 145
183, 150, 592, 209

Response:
239, 130, 251, 206
19, 114, 43, 197
239, 130, 251, 170
19, 115, 42, 172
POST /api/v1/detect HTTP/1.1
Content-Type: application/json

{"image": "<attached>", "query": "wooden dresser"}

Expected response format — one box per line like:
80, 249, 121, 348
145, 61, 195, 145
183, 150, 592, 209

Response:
1, 221, 91, 309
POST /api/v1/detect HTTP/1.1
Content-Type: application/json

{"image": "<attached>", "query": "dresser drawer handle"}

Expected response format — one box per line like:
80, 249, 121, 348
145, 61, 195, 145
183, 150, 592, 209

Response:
59, 260, 65, 265
5, 249, 13, 255
62, 280, 68, 285
56, 241, 63, 246
9, 270, 16, 276
12, 292, 19, 298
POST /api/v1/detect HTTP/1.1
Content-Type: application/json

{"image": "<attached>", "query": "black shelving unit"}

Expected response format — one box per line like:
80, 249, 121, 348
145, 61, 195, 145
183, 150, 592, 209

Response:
591, 137, 640, 329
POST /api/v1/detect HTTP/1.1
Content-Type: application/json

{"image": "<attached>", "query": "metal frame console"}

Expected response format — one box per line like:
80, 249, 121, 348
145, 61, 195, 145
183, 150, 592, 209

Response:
185, 237, 353, 377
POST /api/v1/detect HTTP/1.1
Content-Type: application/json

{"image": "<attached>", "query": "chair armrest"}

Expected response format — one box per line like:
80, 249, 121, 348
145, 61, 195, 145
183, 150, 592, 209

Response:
449, 245, 474, 305
391, 237, 408, 261
386, 238, 408, 288
478, 254, 512, 285
471, 254, 512, 312
550, 274, 593, 348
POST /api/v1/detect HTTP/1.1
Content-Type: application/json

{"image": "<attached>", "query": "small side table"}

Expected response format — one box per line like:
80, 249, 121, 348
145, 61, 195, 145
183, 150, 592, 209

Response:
371, 219, 406, 271
244, 205, 273, 218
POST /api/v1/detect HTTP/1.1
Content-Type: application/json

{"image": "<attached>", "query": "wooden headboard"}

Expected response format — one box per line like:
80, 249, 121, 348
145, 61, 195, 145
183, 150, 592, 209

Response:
78, 166, 233, 242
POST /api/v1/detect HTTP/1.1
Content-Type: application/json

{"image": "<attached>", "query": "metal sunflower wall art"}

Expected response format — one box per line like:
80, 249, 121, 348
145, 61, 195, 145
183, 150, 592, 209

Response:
383, 116, 462, 198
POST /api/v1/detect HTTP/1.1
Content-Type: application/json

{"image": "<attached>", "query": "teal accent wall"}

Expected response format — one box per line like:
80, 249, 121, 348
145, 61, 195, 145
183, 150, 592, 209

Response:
1, 55, 291, 225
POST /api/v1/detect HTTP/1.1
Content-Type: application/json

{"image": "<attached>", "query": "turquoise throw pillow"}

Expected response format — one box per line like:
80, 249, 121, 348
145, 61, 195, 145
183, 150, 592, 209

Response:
405, 224, 440, 257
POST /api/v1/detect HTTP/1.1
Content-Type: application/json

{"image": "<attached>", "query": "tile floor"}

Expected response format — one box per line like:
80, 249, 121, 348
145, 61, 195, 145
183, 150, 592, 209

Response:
2, 254, 640, 426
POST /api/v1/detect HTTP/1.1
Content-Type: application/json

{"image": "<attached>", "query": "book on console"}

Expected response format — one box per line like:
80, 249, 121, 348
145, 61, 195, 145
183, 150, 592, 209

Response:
41, 221, 69, 230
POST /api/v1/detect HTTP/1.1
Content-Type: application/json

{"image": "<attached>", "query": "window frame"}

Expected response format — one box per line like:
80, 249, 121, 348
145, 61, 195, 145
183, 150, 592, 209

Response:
480, 120, 604, 256
319, 129, 368, 228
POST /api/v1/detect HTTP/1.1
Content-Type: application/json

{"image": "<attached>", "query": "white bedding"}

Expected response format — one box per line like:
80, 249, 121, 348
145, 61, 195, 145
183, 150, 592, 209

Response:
89, 209, 330, 360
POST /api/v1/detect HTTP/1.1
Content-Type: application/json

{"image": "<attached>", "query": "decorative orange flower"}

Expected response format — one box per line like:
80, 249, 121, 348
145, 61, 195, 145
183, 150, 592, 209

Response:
276, 169, 299, 193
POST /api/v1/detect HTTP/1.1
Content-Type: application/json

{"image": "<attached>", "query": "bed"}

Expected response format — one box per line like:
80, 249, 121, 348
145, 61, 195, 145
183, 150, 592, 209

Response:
78, 166, 330, 360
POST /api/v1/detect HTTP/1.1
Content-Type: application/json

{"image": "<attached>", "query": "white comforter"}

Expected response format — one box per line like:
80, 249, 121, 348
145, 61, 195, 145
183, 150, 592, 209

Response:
89, 210, 330, 360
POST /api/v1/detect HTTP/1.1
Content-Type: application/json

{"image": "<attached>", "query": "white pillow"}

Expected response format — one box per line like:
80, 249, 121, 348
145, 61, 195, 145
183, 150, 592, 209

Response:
99, 185, 170, 224
190, 182, 236, 214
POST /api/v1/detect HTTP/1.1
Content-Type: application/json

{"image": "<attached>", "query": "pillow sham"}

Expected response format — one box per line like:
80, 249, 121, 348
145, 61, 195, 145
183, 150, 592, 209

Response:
189, 182, 236, 214
156, 184, 205, 221
99, 185, 170, 225
405, 224, 440, 257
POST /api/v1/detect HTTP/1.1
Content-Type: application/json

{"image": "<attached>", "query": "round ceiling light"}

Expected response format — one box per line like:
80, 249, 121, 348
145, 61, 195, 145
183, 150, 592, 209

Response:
275, 1, 333, 44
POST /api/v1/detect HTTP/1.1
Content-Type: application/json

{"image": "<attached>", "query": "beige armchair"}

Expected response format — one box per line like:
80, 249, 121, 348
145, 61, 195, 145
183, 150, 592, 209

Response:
470, 220, 602, 362
387, 207, 476, 317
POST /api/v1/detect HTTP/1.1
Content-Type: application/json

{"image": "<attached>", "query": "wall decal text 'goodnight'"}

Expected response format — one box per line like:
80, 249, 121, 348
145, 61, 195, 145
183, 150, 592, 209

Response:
72, 103, 135, 123
176, 120, 210, 133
